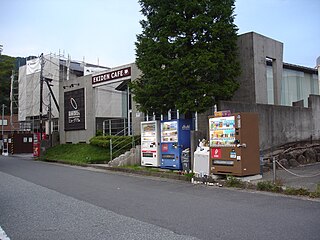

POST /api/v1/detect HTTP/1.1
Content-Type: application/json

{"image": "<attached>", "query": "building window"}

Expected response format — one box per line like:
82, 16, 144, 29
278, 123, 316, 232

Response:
266, 65, 274, 105
53, 119, 59, 131
0, 119, 8, 126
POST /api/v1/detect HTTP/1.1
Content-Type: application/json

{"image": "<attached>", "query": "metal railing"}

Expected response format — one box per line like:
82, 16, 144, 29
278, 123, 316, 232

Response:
105, 120, 140, 161
103, 118, 129, 136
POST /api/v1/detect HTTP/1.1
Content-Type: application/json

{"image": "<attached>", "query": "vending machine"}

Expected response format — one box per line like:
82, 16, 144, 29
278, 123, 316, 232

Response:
141, 121, 161, 167
33, 133, 46, 157
209, 112, 260, 176
160, 119, 192, 170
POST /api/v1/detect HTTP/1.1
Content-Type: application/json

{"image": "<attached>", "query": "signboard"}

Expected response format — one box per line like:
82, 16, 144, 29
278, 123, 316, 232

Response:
214, 110, 231, 117
211, 148, 222, 158
64, 88, 85, 131
162, 143, 169, 152
92, 67, 131, 86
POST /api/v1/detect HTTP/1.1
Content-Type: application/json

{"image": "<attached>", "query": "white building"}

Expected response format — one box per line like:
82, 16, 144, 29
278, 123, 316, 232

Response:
18, 53, 110, 136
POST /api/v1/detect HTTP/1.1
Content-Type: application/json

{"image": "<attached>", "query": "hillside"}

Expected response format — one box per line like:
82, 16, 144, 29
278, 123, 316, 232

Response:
0, 55, 28, 114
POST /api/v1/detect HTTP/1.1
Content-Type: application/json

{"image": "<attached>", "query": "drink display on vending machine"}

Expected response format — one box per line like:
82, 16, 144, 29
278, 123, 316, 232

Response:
209, 112, 260, 176
141, 121, 161, 167
160, 119, 192, 170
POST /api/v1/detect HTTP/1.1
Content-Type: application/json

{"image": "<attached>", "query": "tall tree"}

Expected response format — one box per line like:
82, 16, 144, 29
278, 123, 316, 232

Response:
131, 0, 240, 114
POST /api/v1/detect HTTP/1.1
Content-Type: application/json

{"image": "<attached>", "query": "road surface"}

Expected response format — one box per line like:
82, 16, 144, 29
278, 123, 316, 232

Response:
0, 155, 319, 240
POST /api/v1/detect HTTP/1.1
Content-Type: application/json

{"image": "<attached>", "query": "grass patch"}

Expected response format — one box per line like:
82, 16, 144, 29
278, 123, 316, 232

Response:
284, 187, 310, 197
42, 143, 110, 165
122, 165, 170, 172
310, 183, 320, 198
41, 135, 140, 165
256, 180, 320, 198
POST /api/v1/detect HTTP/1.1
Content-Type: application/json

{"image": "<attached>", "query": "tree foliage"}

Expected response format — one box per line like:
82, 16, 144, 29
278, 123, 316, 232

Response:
131, 0, 240, 114
0, 55, 16, 113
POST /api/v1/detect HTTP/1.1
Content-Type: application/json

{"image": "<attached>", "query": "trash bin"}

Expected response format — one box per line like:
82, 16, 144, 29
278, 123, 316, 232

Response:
182, 148, 191, 171
194, 146, 210, 176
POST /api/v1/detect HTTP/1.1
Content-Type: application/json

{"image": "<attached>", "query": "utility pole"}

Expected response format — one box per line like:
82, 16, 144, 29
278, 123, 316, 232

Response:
0, 44, 4, 152
1, 104, 4, 138
39, 53, 44, 141
10, 70, 14, 133
1, 104, 6, 153
48, 93, 52, 147
127, 85, 131, 136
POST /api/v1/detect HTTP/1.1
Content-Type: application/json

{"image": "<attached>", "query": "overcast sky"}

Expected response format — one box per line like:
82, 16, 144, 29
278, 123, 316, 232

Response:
0, 0, 319, 68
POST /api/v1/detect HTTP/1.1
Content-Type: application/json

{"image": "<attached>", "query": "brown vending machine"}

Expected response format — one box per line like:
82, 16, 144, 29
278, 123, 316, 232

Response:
209, 112, 260, 176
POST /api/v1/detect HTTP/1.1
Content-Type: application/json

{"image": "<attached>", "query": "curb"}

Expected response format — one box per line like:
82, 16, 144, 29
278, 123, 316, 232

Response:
41, 158, 192, 181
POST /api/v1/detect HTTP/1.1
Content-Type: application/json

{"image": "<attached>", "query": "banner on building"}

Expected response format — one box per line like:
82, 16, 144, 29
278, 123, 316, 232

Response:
84, 66, 109, 76
64, 88, 86, 131
26, 58, 41, 75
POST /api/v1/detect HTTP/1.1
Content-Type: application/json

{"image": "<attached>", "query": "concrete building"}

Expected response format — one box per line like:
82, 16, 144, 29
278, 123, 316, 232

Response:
199, 32, 319, 151
233, 32, 319, 106
17, 32, 319, 151
18, 54, 109, 139
59, 63, 141, 144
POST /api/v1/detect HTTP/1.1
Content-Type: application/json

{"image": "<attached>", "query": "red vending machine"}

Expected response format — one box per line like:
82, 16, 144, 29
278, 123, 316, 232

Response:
33, 133, 46, 157
209, 112, 260, 176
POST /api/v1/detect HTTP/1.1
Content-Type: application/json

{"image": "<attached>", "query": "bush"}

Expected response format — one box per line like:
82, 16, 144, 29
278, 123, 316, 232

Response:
225, 175, 245, 188
256, 181, 282, 192
89, 135, 141, 149
96, 130, 103, 136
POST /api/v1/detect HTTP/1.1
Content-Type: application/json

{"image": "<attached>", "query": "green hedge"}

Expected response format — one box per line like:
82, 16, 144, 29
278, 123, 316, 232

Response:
89, 135, 141, 149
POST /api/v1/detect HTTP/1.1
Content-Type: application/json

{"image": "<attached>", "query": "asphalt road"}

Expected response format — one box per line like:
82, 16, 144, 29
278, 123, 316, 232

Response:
0, 155, 319, 240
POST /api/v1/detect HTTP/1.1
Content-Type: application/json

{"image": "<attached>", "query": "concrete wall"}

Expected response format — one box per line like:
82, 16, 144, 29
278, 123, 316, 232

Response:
59, 76, 95, 144
129, 64, 144, 136
309, 95, 320, 140
233, 32, 283, 105
216, 95, 320, 151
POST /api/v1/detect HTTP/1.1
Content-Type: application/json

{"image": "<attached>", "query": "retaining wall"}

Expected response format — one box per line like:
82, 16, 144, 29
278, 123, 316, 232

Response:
215, 95, 320, 151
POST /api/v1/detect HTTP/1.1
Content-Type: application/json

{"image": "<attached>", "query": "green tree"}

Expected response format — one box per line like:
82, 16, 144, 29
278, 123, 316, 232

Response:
131, 0, 240, 114
0, 55, 16, 113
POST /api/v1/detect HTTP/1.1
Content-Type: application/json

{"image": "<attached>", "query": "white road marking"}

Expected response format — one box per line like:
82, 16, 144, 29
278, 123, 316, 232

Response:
0, 226, 10, 240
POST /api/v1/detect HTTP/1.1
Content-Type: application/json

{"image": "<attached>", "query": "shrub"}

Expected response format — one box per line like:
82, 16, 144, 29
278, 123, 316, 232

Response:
96, 130, 103, 136
225, 175, 245, 188
89, 135, 141, 149
256, 181, 282, 192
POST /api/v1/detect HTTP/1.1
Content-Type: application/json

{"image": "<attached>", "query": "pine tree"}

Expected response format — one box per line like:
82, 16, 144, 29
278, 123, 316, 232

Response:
131, 0, 240, 114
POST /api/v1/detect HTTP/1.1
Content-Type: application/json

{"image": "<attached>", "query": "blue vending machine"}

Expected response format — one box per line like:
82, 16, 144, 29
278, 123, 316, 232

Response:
160, 119, 192, 170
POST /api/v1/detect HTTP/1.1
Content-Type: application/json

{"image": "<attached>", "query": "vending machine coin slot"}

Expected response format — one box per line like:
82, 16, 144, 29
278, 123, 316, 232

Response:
143, 152, 154, 158
162, 154, 175, 159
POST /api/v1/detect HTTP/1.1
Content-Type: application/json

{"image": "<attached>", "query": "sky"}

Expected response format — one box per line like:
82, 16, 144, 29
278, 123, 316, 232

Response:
0, 0, 319, 68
